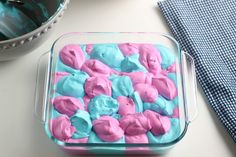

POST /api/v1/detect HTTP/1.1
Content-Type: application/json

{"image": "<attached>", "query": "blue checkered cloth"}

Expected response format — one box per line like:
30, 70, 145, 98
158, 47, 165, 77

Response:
158, 0, 236, 142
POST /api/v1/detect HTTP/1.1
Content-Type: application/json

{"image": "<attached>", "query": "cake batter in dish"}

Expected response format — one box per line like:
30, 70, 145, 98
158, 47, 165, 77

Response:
50, 43, 180, 144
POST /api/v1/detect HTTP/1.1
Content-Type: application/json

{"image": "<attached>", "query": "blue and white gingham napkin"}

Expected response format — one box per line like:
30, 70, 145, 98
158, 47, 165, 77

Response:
158, 0, 236, 142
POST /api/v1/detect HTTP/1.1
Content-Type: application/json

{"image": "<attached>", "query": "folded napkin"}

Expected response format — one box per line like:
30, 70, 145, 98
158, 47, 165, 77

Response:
158, 0, 236, 142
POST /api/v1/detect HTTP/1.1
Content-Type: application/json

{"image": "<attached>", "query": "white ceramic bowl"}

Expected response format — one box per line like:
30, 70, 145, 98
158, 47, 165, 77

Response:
0, 0, 70, 61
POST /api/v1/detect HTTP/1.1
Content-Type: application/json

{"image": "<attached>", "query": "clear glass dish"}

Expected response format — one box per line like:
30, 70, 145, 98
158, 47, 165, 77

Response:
35, 32, 198, 155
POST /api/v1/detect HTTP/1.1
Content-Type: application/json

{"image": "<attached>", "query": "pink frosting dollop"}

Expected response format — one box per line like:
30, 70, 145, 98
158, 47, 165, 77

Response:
117, 96, 135, 116
166, 62, 176, 73
52, 96, 84, 117
144, 110, 171, 136
85, 76, 112, 98
59, 44, 85, 70
139, 44, 162, 75
66, 138, 88, 143
119, 113, 151, 135
160, 70, 168, 76
93, 116, 124, 142
86, 44, 93, 54
50, 115, 76, 141
125, 134, 149, 144
53, 72, 69, 84
118, 43, 139, 56
134, 83, 158, 103
152, 75, 177, 100
172, 107, 179, 118
81, 59, 118, 77
122, 72, 153, 85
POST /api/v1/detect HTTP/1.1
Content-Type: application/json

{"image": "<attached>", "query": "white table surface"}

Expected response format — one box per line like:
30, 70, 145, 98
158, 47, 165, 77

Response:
0, 0, 235, 157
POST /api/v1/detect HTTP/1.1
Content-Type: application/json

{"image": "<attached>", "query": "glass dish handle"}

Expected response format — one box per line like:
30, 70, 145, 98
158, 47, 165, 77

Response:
182, 51, 198, 123
34, 52, 50, 123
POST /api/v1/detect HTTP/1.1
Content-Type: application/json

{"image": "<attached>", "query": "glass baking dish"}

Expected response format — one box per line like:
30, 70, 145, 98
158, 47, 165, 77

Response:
35, 32, 198, 155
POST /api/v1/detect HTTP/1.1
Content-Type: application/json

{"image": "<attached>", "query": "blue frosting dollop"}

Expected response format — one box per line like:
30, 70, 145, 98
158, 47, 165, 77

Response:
90, 44, 124, 69
111, 114, 122, 120
88, 95, 119, 120
155, 44, 175, 69
56, 57, 79, 73
120, 54, 147, 72
109, 75, 134, 98
167, 73, 177, 86
51, 108, 62, 119
131, 91, 143, 113
79, 44, 90, 59
143, 96, 176, 116
71, 110, 92, 139
56, 71, 89, 98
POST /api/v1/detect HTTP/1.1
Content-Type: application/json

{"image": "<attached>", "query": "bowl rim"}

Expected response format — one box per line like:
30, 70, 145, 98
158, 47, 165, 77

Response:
0, 0, 70, 49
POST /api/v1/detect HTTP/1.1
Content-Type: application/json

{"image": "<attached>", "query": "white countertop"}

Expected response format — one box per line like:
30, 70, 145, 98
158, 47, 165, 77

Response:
0, 0, 235, 157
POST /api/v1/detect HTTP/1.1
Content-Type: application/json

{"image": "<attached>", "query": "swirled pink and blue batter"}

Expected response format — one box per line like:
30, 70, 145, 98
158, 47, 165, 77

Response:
50, 43, 181, 146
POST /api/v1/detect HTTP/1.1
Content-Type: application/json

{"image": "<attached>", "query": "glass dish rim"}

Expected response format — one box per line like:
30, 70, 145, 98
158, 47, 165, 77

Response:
44, 32, 189, 148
